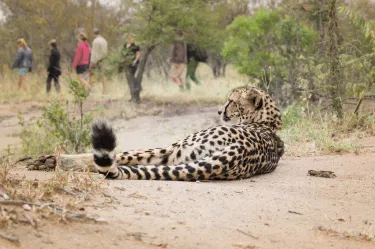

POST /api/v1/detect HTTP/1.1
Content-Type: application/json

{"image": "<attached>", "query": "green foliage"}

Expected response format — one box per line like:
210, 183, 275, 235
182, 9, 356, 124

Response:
19, 79, 93, 156
18, 113, 58, 156
282, 102, 306, 129
222, 8, 317, 92
123, 0, 222, 49
339, 5, 375, 48
279, 110, 359, 155
68, 78, 90, 102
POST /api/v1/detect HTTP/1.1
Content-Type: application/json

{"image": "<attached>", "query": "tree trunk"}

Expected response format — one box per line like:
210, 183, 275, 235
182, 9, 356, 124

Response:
126, 45, 156, 103
327, 0, 343, 119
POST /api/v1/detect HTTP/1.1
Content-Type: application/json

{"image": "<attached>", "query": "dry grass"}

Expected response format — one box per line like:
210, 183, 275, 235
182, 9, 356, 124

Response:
279, 102, 375, 156
0, 64, 247, 105
0, 151, 106, 244
316, 225, 375, 242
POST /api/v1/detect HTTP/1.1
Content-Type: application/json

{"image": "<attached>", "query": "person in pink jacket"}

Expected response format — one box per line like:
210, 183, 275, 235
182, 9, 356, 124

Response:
72, 33, 91, 89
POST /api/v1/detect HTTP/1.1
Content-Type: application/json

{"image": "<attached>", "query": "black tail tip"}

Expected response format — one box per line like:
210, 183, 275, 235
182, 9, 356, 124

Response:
91, 119, 117, 151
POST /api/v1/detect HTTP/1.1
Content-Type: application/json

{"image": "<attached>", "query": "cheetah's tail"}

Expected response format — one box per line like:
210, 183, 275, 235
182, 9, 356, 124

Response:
91, 119, 117, 167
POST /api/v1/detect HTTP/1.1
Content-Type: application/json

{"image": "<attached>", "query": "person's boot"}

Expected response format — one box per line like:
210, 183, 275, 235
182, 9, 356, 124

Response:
192, 76, 201, 85
185, 80, 191, 91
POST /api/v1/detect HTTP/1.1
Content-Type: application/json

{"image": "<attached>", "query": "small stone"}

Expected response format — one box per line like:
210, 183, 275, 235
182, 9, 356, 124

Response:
94, 217, 108, 223
42, 237, 53, 244
23, 204, 32, 211
2, 193, 9, 200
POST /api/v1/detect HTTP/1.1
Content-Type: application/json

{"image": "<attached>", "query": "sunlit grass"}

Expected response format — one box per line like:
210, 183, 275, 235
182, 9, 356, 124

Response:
0, 64, 249, 105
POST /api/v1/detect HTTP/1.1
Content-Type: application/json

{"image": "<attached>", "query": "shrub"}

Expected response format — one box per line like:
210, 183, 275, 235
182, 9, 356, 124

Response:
19, 78, 94, 156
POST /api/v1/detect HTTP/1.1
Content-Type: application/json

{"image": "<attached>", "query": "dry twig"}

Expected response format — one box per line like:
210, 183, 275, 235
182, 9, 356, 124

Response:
288, 210, 303, 215
23, 213, 36, 227
0, 231, 20, 244
237, 229, 259, 239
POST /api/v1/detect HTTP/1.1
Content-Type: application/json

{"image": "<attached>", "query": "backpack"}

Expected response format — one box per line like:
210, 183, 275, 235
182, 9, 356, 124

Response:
187, 44, 208, 63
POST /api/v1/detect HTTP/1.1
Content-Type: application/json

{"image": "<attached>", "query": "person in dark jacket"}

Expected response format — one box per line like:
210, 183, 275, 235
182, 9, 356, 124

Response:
12, 38, 33, 91
185, 44, 207, 91
46, 39, 61, 93
119, 35, 141, 103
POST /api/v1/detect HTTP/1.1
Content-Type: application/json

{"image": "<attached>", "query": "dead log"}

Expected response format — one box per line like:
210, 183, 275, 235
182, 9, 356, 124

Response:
27, 153, 97, 172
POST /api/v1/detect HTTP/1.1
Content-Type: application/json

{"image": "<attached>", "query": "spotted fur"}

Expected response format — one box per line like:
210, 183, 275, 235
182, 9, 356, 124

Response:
92, 86, 284, 180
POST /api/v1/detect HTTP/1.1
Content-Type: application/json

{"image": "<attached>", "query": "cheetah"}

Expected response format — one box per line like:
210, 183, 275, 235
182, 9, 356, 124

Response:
92, 86, 284, 181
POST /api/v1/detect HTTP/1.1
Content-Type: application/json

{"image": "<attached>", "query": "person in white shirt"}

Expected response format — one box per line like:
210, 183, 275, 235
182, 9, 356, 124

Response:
90, 28, 108, 93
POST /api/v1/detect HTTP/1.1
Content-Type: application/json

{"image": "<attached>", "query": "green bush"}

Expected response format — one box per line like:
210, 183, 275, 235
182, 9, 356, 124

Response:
222, 8, 317, 93
281, 102, 305, 129
19, 78, 94, 156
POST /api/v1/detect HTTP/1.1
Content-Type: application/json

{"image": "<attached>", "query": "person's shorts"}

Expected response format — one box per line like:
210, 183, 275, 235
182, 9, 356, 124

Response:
76, 64, 89, 75
18, 67, 28, 76
91, 59, 106, 73
170, 63, 187, 79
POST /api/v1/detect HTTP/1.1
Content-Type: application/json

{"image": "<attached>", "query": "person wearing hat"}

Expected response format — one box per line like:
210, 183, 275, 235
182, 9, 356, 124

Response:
11, 38, 33, 91
46, 39, 61, 93
90, 28, 108, 93
72, 33, 91, 89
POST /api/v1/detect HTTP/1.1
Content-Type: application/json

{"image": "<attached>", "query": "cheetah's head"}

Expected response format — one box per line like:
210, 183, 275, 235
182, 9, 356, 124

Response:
218, 86, 281, 131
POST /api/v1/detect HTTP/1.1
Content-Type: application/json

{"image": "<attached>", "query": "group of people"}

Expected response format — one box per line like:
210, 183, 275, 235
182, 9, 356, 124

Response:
11, 29, 206, 95
71, 30, 108, 92
169, 31, 207, 91
11, 29, 109, 94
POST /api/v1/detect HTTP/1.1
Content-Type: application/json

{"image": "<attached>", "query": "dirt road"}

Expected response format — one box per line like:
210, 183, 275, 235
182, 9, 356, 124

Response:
0, 105, 375, 249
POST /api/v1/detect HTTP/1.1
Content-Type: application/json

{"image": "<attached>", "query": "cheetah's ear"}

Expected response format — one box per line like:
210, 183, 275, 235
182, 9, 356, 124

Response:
252, 96, 263, 110
245, 89, 263, 110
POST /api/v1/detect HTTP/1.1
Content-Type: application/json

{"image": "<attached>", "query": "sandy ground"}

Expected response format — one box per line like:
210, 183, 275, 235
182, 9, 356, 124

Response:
0, 104, 375, 249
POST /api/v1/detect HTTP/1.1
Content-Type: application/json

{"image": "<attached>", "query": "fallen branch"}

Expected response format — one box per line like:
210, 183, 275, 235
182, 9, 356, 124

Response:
0, 200, 63, 212
0, 231, 20, 244
0, 200, 94, 223
54, 187, 77, 196
14, 156, 33, 164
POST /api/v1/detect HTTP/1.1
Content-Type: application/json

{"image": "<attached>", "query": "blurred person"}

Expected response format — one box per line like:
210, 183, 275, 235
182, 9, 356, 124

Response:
169, 31, 187, 91
119, 34, 141, 102
185, 44, 207, 91
90, 28, 108, 93
11, 38, 33, 91
119, 34, 140, 76
72, 33, 91, 89
46, 39, 61, 93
